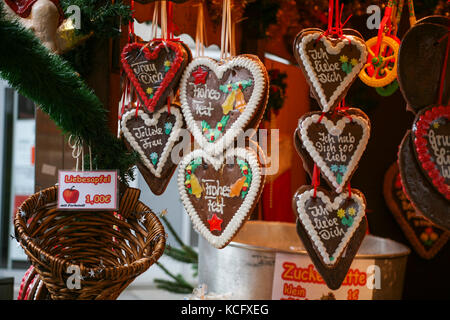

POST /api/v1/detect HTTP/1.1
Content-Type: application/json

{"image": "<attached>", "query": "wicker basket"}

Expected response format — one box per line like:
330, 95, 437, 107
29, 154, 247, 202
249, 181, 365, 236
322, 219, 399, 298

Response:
14, 186, 166, 300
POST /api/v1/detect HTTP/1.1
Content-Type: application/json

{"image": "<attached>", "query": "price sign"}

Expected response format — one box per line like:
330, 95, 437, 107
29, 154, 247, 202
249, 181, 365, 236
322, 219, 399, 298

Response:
271, 252, 378, 300
57, 171, 118, 211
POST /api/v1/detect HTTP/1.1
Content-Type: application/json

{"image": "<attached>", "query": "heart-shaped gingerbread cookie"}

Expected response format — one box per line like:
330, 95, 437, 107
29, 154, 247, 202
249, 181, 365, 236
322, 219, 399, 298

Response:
121, 105, 185, 195
121, 41, 190, 113
178, 147, 264, 249
398, 130, 450, 230
412, 105, 450, 200
384, 162, 449, 259
398, 21, 450, 113
294, 29, 368, 112
296, 108, 371, 192
293, 186, 367, 267
179, 55, 268, 156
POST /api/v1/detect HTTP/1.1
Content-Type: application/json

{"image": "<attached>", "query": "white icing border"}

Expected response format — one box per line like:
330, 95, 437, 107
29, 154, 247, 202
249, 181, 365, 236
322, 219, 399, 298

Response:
178, 148, 262, 249
297, 34, 368, 112
296, 189, 366, 266
121, 106, 183, 178
300, 114, 370, 193
179, 56, 266, 156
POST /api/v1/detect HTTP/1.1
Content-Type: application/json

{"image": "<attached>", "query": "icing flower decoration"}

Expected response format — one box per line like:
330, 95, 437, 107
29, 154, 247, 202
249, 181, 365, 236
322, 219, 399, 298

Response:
339, 55, 349, 63
340, 55, 353, 74
342, 215, 354, 227
164, 122, 173, 135
150, 152, 158, 165
337, 208, 346, 219
339, 165, 347, 174
348, 207, 356, 216
331, 164, 339, 172
164, 60, 171, 72
420, 227, 439, 246
351, 58, 358, 66
146, 87, 154, 98
433, 121, 440, 129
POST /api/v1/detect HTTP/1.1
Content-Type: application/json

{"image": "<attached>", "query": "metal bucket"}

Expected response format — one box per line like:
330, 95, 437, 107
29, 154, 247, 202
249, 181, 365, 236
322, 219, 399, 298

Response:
199, 221, 411, 300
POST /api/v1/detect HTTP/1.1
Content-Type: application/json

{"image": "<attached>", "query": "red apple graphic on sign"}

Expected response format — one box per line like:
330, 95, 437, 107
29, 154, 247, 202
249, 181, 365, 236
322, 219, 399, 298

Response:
63, 186, 79, 203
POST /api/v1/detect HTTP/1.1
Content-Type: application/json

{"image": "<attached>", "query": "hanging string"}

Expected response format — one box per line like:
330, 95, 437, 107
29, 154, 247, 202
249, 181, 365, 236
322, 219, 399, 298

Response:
195, 1, 207, 57
68, 135, 83, 172
231, 16, 236, 57
347, 181, 352, 198
151, 1, 160, 40
220, 0, 227, 59
228, 0, 235, 57
312, 164, 321, 198
437, 28, 450, 107
128, 0, 136, 43
220, 0, 232, 60
161, 1, 167, 40
167, 1, 175, 40
120, 0, 135, 122
317, 0, 352, 43
88, 145, 93, 171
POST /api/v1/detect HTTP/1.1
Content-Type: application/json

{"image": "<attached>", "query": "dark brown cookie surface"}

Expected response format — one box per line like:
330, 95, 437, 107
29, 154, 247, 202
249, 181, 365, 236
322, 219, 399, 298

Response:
121, 104, 186, 196
398, 21, 450, 113
398, 130, 450, 230
294, 29, 368, 112
383, 162, 449, 259
292, 185, 368, 289
295, 108, 371, 192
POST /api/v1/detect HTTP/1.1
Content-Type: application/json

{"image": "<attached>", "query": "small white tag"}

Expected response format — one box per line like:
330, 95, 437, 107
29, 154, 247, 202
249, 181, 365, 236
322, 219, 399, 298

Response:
57, 170, 118, 211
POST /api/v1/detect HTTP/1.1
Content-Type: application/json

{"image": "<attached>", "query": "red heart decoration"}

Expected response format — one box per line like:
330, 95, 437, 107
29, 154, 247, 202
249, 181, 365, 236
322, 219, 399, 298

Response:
121, 41, 188, 113
412, 105, 450, 200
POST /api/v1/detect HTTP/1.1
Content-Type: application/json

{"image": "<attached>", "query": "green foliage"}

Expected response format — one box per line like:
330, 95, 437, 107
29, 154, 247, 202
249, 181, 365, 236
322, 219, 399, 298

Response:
60, 0, 132, 38
0, 2, 138, 183
154, 215, 198, 294
60, 0, 132, 76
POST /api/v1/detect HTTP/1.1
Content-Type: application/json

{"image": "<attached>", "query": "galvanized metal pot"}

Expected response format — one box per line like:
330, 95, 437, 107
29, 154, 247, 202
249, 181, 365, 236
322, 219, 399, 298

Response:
199, 221, 410, 300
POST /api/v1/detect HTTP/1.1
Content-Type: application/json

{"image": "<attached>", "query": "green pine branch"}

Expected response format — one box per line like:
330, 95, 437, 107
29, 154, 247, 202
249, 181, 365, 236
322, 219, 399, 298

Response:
161, 215, 198, 261
154, 262, 194, 294
0, 2, 138, 183
153, 215, 199, 294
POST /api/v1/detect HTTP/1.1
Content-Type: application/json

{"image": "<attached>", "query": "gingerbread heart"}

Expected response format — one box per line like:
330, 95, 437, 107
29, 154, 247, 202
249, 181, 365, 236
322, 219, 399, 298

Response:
296, 108, 371, 192
179, 55, 268, 156
384, 162, 449, 259
398, 21, 450, 113
293, 185, 367, 268
295, 202, 368, 290
294, 29, 368, 112
178, 147, 264, 249
121, 105, 184, 195
412, 105, 450, 200
121, 41, 190, 113
398, 130, 450, 230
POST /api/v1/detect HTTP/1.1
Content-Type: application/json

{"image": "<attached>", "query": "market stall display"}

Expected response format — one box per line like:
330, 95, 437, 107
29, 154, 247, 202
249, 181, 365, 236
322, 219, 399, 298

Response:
0, 0, 448, 301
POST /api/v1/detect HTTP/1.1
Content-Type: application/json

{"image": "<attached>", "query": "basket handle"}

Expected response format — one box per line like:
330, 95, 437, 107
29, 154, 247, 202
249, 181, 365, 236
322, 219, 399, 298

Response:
119, 188, 141, 219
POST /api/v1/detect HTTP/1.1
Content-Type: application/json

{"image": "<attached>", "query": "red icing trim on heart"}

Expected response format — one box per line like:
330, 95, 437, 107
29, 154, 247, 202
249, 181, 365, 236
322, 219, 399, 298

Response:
121, 41, 184, 113
414, 105, 450, 200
